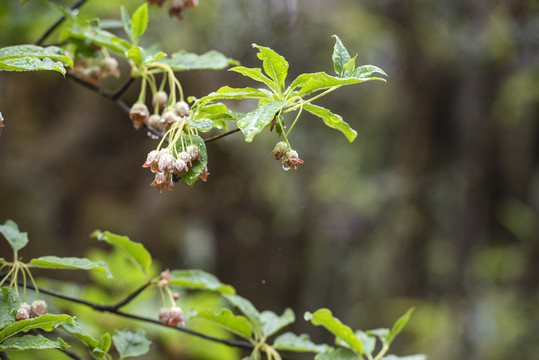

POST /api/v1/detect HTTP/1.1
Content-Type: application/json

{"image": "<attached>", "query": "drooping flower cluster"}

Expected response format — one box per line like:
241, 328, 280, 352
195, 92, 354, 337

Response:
270, 141, 304, 170
142, 143, 207, 192
129, 96, 191, 136
15, 300, 48, 321
157, 269, 185, 326
69, 57, 120, 85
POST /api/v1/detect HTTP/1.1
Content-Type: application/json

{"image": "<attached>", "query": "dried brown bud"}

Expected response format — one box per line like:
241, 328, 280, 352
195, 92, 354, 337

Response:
199, 166, 210, 181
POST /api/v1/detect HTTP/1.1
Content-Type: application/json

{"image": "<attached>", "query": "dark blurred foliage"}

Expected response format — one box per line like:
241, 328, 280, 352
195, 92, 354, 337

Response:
1, 0, 539, 359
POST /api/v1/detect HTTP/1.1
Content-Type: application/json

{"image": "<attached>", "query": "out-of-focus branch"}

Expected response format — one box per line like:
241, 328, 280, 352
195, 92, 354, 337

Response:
35, 0, 88, 46
204, 128, 241, 143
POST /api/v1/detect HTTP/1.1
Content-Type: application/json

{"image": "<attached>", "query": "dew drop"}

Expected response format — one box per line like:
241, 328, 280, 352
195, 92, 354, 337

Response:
281, 161, 290, 171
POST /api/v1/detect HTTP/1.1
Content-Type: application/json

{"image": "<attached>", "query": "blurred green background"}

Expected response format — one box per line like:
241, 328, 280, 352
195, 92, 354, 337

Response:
1, 0, 539, 359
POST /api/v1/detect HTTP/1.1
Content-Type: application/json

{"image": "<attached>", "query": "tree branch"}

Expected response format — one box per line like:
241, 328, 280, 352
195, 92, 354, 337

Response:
15, 278, 254, 351
35, 0, 89, 46
204, 128, 241, 143
0, 352, 10, 360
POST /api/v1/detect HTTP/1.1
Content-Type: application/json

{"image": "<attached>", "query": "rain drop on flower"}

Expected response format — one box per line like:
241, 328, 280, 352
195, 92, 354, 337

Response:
281, 160, 290, 171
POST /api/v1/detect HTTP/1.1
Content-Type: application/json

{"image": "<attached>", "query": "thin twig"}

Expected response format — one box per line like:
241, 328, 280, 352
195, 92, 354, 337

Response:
111, 77, 135, 100
204, 128, 241, 143
62, 349, 87, 360
35, 0, 88, 46
0, 352, 9, 360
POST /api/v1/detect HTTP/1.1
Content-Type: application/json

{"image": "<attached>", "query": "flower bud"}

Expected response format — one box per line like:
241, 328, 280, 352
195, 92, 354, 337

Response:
148, 114, 167, 134
199, 165, 210, 181
152, 91, 168, 111
129, 103, 150, 130
183, 0, 199, 9
15, 308, 30, 321
20, 302, 31, 313
0, 112, 4, 136
173, 293, 180, 301
162, 110, 177, 126
186, 144, 200, 161
158, 307, 170, 324
270, 141, 288, 160
173, 158, 188, 175
158, 153, 175, 173
175, 101, 189, 117
177, 152, 192, 167
168, 0, 184, 19
283, 150, 304, 170
100, 57, 120, 77
30, 300, 48, 317
167, 306, 185, 326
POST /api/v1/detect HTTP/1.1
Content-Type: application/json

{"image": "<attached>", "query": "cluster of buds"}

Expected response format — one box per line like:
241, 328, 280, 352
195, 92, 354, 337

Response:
129, 98, 190, 135
159, 306, 185, 326
147, 0, 198, 20
0, 111, 4, 135
15, 300, 48, 321
142, 143, 207, 192
69, 57, 120, 85
270, 141, 304, 170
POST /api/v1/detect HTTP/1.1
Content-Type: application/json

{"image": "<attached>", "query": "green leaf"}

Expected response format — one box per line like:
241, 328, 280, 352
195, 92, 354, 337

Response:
382, 356, 427, 360
175, 134, 208, 186
61, 320, 111, 359
315, 348, 357, 360
0, 287, 19, 329
290, 72, 385, 97
195, 309, 252, 339
0, 314, 73, 342
168, 269, 235, 294
0, 334, 69, 351
351, 65, 388, 79
366, 328, 390, 344
29, 256, 112, 279
91, 230, 152, 275
332, 35, 352, 77
356, 331, 376, 356
229, 66, 276, 91
112, 329, 151, 360
120, 7, 132, 43
198, 86, 271, 105
253, 44, 289, 93
342, 56, 356, 78
39, 0, 76, 19
223, 294, 262, 333
303, 104, 357, 142
260, 308, 295, 337
387, 308, 415, 344
273, 332, 331, 353
67, 25, 131, 55
143, 51, 166, 65
305, 309, 363, 356
237, 100, 287, 142
160, 50, 237, 71
187, 117, 215, 132
0, 45, 72, 75
0, 220, 28, 252
127, 46, 143, 67
131, 3, 148, 46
